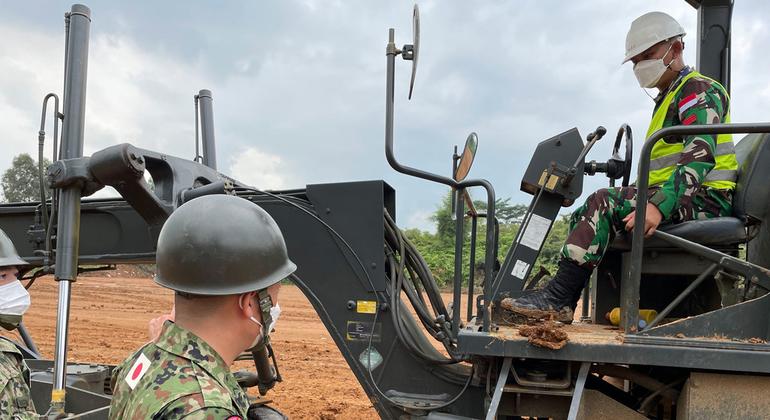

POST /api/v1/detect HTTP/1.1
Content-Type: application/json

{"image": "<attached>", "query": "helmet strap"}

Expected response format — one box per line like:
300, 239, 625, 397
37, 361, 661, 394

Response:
256, 289, 274, 346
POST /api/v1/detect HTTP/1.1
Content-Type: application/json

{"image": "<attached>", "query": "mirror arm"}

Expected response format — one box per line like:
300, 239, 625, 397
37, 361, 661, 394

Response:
385, 26, 497, 331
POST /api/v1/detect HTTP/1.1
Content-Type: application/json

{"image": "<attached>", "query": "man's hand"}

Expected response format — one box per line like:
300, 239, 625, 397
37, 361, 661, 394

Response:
147, 306, 175, 342
623, 203, 663, 238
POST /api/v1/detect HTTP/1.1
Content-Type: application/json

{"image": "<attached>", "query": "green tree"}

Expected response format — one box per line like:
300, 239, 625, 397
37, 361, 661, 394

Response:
1, 154, 51, 203
431, 190, 471, 246
474, 197, 528, 223
405, 192, 572, 288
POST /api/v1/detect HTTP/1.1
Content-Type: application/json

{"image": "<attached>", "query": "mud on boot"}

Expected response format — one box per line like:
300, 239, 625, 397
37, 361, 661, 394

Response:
500, 259, 591, 324
500, 296, 575, 324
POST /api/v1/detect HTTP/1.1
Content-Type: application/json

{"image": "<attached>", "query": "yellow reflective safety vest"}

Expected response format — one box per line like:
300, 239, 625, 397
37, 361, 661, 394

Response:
646, 70, 738, 190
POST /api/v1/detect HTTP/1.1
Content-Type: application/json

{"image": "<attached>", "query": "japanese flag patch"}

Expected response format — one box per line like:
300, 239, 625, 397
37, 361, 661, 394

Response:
124, 353, 151, 390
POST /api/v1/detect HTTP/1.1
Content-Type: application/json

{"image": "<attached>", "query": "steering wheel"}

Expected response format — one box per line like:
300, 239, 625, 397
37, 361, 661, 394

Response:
609, 124, 633, 187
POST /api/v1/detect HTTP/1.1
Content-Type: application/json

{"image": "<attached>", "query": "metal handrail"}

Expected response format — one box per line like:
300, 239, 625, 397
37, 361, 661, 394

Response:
622, 122, 770, 333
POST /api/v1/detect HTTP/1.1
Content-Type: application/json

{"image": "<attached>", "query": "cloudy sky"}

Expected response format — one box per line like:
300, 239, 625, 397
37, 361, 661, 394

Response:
1, 1, 768, 231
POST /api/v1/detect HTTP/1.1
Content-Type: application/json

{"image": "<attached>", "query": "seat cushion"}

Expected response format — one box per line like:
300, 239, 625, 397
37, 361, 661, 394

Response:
610, 217, 746, 250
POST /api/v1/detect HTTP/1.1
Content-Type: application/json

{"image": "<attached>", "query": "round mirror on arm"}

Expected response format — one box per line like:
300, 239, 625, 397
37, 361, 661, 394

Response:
454, 132, 478, 182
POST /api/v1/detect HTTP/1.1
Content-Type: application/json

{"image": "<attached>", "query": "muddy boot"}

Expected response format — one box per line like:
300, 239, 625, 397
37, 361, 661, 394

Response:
503, 260, 592, 324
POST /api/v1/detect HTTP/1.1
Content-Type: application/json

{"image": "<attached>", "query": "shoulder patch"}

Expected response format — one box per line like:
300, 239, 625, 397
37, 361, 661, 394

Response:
124, 352, 151, 390
226, 417, 242, 420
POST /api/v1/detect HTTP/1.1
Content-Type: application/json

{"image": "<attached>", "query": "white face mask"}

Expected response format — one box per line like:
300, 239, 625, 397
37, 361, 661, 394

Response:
266, 304, 281, 334
633, 43, 674, 89
0, 279, 30, 316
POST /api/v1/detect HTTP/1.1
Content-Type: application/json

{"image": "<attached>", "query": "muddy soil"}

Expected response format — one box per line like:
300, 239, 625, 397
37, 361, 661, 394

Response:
518, 322, 569, 350
4, 275, 377, 419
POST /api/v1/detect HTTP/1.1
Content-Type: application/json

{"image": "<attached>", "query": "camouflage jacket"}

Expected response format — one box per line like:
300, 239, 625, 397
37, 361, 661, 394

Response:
648, 66, 732, 220
0, 337, 37, 419
109, 321, 250, 420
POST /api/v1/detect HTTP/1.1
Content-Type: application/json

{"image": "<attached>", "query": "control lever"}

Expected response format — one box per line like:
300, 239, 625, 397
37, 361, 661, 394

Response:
563, 126, 606, 187
251, 342, 282, 396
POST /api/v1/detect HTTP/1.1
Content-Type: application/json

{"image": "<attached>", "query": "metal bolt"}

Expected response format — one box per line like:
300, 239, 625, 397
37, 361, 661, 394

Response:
346, 300, 356, 310
371, 262, 377, 269
325, 208, 331, 214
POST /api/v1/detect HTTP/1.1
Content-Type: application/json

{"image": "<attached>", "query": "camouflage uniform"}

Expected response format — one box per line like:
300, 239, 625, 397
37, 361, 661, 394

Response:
0, 337, 37, 419
562, 67, 732, 271
109, 321, 249, 419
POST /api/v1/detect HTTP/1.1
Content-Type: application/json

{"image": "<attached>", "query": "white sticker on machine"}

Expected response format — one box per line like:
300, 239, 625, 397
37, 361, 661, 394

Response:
520, 213, 551, 251
511, 260, 530, 279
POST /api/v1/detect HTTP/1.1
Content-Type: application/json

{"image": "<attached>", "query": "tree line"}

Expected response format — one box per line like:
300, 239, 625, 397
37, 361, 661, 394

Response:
404, 191, 569, 288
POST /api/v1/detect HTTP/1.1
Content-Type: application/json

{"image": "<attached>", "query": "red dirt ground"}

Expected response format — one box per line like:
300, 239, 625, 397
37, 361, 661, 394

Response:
6, 274, 378, 419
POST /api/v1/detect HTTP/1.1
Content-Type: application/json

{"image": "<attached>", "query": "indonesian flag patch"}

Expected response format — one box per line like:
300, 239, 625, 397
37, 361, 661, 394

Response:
124, 353, 151, 390
678, 93, 699, 114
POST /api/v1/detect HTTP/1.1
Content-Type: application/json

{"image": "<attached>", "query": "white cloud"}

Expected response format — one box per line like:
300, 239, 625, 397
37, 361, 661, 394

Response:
2, 1, 769, 231
229, 147, 295, 190
405, 208, 435, 233
0, 21, 209, 170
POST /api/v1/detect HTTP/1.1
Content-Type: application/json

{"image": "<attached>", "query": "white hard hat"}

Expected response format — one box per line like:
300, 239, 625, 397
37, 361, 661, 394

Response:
622, 12, 686, 64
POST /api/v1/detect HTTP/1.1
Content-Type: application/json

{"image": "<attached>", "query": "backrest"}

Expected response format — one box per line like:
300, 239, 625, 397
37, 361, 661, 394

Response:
733, 133, 770, 223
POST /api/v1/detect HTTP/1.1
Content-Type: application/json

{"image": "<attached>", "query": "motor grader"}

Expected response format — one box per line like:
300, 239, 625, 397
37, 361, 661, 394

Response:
2, 1, 770, 419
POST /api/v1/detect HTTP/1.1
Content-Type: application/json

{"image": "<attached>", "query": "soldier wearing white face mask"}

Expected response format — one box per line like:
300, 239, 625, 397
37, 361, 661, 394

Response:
0, 229, 38, 418
507, 11, 737, 322
109, 195, 295, 420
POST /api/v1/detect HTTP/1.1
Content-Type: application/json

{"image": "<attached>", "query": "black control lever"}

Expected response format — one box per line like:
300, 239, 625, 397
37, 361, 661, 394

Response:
563, 126, 606, 187
252, 342, 282, 396
586, 125, 607, 143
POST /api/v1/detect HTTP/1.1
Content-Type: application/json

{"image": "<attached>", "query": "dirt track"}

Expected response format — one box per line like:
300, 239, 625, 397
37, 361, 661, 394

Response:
8, 274, 377, 419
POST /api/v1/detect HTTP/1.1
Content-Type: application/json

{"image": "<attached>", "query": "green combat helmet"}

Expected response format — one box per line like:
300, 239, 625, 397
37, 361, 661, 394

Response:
0, 229, 29, 268
154, 194, 296, 295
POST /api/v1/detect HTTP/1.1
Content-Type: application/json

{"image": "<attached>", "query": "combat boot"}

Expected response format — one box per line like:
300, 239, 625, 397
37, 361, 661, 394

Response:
503, 259, 592, 323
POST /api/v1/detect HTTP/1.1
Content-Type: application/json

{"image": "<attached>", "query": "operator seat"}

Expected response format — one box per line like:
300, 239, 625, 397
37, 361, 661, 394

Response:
610, 132, 770, 250
593, 133, 770, 323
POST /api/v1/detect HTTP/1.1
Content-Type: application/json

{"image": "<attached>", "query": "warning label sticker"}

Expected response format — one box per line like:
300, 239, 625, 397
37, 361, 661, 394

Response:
356, 300, 377, 314
520, 213, 551, 251
346, 321, 382, 342
511, 260, 530, 280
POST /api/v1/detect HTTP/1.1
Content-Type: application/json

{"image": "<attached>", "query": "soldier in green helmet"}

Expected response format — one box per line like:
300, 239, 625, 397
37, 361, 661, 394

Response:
109, 194, 296, 419
0, 228, 38, 419
508, 11, 738, 322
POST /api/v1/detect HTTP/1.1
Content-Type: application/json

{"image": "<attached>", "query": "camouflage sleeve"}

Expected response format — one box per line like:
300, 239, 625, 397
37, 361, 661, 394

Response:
158, 392, 243, 420
648, 78, 728, 219
0, 352, 38, 419
179, 406, 241, 419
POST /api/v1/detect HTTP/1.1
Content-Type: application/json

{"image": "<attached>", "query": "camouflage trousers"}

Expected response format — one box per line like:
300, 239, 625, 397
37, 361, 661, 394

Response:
561, 186, 732, 270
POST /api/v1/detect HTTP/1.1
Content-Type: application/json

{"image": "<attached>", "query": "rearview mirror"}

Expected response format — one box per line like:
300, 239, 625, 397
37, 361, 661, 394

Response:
405, 4, 420, 99
454, 132, 478, 181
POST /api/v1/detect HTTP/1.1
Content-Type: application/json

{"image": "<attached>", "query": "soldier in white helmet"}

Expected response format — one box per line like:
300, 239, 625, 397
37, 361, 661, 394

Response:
507, 12, 738, 322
